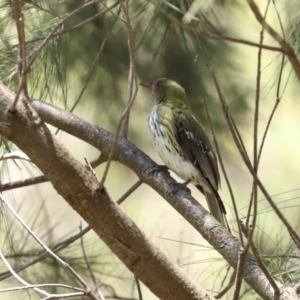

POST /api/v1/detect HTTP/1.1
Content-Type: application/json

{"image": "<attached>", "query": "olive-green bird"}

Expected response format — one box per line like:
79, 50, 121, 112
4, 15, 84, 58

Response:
140, 78, 227, 227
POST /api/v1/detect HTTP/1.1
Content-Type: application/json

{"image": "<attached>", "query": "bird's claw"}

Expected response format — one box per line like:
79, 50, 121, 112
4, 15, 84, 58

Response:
146, 164, 169, 176
168, 181, 191, 195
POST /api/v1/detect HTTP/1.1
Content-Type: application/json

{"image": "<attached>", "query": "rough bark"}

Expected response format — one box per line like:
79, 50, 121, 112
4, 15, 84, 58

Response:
0, 82, 298, 299
0, 83, 214, 300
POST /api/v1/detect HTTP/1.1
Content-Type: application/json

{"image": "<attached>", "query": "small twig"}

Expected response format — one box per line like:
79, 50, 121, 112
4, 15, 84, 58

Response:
195, 53, 241, 239
0, 175, 48, 192
0, 194, 98, 300
26, 1, 101, 72
11, 0, 28, 112
0, 155, 106, 192
63, 16, 118, 115
257, 57, 285, 163
261, 254, 300, 259
120, 0, 138, 137
90, 154, 107, 168
232, 247, 247, 300
0, 52, 16, 63
0, 150, 30, 162
246, 0, 271, 231
100, 4, 137, 188
83, 154, 99, 181
149, 0, 283, 53
117, 179, 143, 204
215, 269, 236, 299
0, 283, 85, 293
0, 250, 49, 297
241, 223, 280, 295
134, 276, 143, 300
14, 3, 120, 48
205, 46, 300, 247
80, 223, 105, 300
41, 292, 85, 299
0, 226, 91, 281
54, 12, 119, 136
289, 229, 300, 251
271, 0, 285, 39
246, 0, 300, 82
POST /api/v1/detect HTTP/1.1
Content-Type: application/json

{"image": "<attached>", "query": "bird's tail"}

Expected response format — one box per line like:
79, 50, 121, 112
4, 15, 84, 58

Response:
196, 185, 230, 232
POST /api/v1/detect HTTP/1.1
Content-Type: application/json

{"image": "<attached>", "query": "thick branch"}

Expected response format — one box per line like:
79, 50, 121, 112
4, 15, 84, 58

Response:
29, 97, 276, 299
0, 83, 213, 300
0, 82, 297, 299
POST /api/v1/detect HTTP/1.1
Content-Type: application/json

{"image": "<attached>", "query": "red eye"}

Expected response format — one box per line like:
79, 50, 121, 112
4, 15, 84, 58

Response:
156, 82, 162, 88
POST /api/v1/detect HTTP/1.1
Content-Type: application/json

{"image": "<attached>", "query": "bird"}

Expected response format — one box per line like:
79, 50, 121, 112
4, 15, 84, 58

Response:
140, 78, 228, 228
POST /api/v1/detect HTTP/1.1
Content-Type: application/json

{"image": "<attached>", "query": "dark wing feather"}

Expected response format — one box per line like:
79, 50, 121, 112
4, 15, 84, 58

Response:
174, 117, 219, 191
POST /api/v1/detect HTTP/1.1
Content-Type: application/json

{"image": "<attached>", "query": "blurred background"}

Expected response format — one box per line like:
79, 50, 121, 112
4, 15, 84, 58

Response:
1, 0, 300, 299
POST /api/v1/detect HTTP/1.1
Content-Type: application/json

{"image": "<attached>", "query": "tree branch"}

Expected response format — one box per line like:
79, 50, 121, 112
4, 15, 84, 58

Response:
0, 82, 214, 300
0, 82, 298, 299
27, 92, 283, 299
246, 0, 300, 83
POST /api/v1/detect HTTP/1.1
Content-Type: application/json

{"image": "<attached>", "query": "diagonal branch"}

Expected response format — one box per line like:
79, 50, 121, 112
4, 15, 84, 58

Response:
1, 82, 298, 299
26, 93, 285, 300
0, 82, 215, 300
11, 0, 28, 111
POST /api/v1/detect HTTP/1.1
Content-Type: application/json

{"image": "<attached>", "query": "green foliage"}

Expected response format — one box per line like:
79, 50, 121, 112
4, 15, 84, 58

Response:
0, 1, 66, 104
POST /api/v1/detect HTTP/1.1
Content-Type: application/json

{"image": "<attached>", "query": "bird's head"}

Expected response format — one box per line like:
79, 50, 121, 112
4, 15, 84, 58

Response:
140, 78, 187, 105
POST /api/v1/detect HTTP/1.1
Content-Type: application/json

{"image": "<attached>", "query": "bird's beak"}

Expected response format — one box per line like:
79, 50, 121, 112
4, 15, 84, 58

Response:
139, 82, 153, 90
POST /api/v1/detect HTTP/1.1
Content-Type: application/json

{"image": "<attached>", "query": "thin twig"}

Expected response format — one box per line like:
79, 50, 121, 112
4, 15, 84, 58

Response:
120, 0, 138, 137
54, 11, 119, 135
246, 0, 300, 82
149, 0, 283, 53
205, 48, 300, 248
0, 175, 48, 192
11, 0, 28, 112
0, 251, 49, 297
117, 179, 143, 204
67, 17, 118, 115
257, 0, 286, 164
194, 53, 240, 238
80, 223, 105, 300
0, 226, 91, 281
232, 247, 246, 300
0, 283, 85, 293
241, 223, 280, 295
14, 3, 120, 47
0, 52, 16, 63
90, 155, 107, 168
0, 194, 98, 300
100, 3, 138, 187
261, 254, 300, 259
134, 276, 143, 300
215, 269, 236, 299
26, 0, 101, 72
246, 0, 271, 231
83, 154, 99, 181
0, 150, 30, 162
0, 155, 106, 192
271, 0, 285, 39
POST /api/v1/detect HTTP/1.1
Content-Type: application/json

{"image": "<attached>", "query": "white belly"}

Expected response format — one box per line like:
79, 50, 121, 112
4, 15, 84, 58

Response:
148, 110, 207, 188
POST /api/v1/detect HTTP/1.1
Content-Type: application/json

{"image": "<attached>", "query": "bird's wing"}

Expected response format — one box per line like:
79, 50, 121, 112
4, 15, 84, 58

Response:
174, 114, 219, 191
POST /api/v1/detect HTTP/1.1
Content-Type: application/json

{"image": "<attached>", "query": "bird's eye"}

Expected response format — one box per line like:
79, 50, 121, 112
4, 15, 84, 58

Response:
156, 82, 162, 88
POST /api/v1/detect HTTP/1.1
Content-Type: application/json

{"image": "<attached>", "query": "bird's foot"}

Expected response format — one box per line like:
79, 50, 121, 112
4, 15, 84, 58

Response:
146, 164, 169, 176
168, 179, 191, 195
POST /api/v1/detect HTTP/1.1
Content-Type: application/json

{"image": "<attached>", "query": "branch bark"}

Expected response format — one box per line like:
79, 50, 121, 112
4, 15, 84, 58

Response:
0, 83, 213, 300
0, 82, 298, 299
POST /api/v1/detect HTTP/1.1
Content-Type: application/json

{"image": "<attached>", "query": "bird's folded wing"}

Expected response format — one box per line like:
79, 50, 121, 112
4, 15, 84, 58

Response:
174, 117, 219, 191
